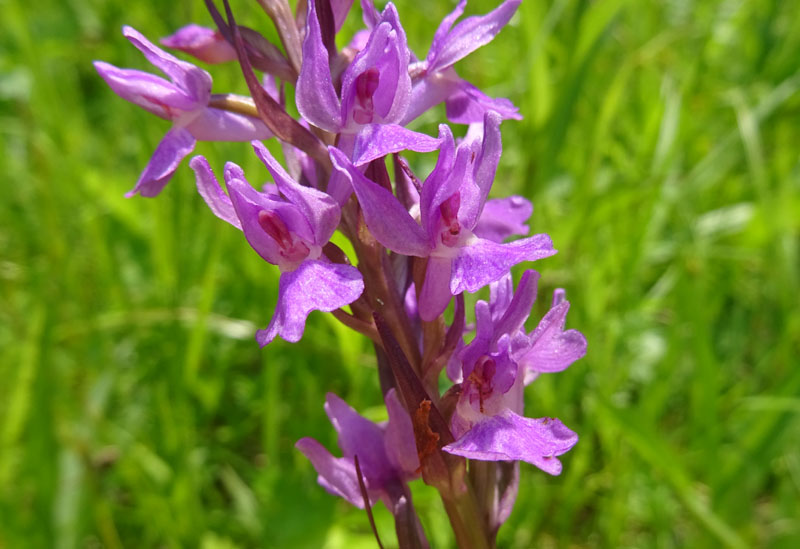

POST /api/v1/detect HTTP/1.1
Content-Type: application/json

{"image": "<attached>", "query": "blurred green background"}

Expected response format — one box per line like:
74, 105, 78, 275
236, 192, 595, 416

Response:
2, 0, 799, 547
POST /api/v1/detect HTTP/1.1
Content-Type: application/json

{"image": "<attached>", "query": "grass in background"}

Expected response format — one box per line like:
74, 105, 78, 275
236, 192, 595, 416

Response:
1, 0, 799, 547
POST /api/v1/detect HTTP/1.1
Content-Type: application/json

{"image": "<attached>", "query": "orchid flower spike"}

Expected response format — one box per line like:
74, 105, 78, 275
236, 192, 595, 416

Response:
190, 143, 364, 345
94, 26, 270, 197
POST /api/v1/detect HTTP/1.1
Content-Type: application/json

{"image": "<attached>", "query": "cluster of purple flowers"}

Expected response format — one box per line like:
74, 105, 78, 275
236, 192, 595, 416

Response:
96, 1, 586, 545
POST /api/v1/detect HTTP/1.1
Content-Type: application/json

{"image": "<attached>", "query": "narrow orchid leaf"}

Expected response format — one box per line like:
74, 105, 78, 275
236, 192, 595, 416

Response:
220, 0, 330, 166
354, 455, 385, 549
314, 0, 337, 61
373, 313, 454, 446
254, 0, 303, 73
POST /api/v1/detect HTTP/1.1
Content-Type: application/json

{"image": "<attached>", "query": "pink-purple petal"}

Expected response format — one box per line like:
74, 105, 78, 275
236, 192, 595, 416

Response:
296, 0, 342, 132
492, 270, 539, 343
255, 260, 364, 345
160, 24, 237, 64
295, 438, 365, 507
92, 61, 196, 119
518, 301, 587, 375
466, 111, 503, 227
189, 155, 241, 229
426, 0, 522, 74
451, 234, 556, 294
351, 124, 442, 166
445, 79, 522, 124
251, 141, 340, 244
442, 409, 577, 475
325, 393, 392, 483
428, 0, 467, 63
184, 108, 271, 141
418, 256, 454, 322
329, 147, 430, 257
127, 127, 196, 198
122, 26, 211, 104
474, 196, 532, 243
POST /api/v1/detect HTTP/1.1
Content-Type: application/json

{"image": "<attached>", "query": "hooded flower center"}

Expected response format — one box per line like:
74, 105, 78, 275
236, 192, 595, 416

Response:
439, 193, 462, 247
466, 355, 497, 414
353, 68, 380, 124
258, 210, 310, 265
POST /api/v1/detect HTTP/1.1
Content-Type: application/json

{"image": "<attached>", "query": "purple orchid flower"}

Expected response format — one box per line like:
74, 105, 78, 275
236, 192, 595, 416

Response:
190, 142, 363, 345
296, 1, 441, 162
402, 0, 523, 124
330, 111, 556, 321
296, 389, 420, 508
296, 389, 428, 546
160, 24, 238, 64
443, 270, 585, 475
94, 26, 270, 197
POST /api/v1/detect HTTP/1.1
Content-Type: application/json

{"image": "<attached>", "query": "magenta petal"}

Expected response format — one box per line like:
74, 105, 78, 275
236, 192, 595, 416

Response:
93, 61, 195, 119
329, 147, 430, 257
451, 235, 556, 294
351, 124, 441, 166
224, 162, 247, 185
252, 141, 340, 244
443, 410, 577, 475
122, 26, 211, 104
464, 111, 503, 228
458, 300, 493, 375
189, 155, 241, 229
325, 393, 392, 483
418, 256, 454, 322
360, 0, 380, 28
384, 389, 420, 476
256, 260, 364, 345
492, 270, 539, 343
226, 179, 286, 265
418, 125, 457, 236
428, 0, 466, 61
518, 301, 587, 375
161, 24, 237, 64
296, 0, 342, 132
126, 127, 196, 198
184, 108, 271, 141
445, 80, 522, 124
426, 0, 522, 74
340, 9, 410, 127
403, 73, 460, 125
474, 196, 532, 242
295, 438, 365, 507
